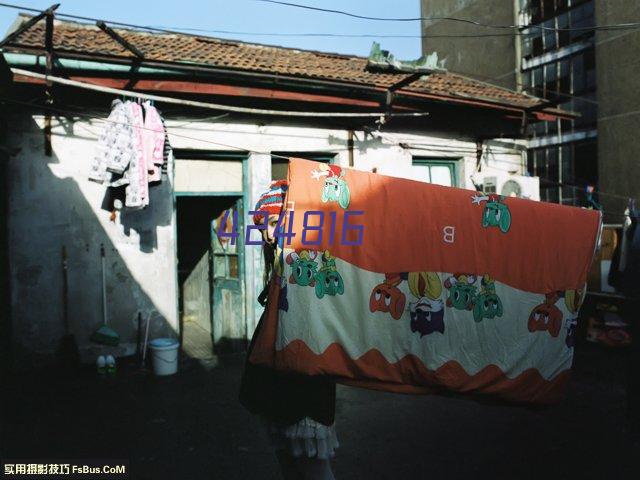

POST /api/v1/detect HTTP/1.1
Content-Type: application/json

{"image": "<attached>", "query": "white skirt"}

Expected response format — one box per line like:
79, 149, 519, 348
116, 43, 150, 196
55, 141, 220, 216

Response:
265, 416, 339, 459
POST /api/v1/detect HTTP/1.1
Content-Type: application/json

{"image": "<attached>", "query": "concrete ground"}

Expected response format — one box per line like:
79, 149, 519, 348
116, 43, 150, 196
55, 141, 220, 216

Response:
2, 343, 639, 480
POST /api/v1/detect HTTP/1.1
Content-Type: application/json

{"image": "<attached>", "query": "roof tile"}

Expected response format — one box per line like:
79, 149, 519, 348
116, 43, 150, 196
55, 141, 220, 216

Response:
3, 16, 545, 110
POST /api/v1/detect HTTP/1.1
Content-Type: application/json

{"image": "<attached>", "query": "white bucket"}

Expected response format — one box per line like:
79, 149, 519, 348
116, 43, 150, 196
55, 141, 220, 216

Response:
149, 338, 179, 376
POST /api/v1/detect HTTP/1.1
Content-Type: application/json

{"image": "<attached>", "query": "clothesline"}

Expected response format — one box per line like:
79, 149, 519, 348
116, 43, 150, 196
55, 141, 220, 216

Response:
10, 68, 431, 119
1, 94, 635, 215
0, 95, 295, 161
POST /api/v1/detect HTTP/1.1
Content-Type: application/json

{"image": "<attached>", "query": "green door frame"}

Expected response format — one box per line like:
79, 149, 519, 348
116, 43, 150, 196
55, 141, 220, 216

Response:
172, 151, 249, 349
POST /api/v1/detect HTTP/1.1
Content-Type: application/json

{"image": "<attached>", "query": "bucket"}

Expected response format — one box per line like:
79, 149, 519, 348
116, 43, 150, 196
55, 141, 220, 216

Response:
149, 338, 179, 376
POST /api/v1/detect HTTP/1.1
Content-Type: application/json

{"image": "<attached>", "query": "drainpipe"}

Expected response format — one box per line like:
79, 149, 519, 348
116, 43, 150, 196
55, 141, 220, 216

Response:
347, 130, 354, 167
513, 0, 523, 92
476, 140, 483, 172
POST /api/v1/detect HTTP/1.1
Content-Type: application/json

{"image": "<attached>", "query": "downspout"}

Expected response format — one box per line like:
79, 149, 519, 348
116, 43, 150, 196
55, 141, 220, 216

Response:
347, 130, 354, 167
476, 140, 483, 172
513, 0, 524, 92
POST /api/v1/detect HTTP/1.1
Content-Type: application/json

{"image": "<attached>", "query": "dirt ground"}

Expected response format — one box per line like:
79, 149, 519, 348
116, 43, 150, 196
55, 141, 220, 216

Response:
2, 343, 639, 480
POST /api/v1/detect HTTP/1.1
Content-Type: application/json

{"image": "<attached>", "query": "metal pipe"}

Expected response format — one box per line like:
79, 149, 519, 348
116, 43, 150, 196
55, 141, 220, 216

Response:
4, 50, 562, 119
11, 68, 430, 118
348, 130, 354, 167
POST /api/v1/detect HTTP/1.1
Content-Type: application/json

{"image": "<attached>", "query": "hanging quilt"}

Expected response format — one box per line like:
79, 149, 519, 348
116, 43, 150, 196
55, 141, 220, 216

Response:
250, 158, 602, 404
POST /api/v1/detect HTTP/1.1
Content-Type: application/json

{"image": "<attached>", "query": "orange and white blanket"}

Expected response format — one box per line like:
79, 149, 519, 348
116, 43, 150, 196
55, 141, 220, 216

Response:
250, 158, 602, 404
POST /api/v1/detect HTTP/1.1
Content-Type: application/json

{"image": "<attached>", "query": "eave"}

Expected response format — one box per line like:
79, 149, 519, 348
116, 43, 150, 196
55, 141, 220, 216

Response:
1, 49, 577, 123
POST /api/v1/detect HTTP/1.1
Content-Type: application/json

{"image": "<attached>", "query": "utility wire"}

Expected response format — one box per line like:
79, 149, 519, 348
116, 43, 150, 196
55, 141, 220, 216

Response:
372, 130, 637, 206
1, 95, 632, 213
11, 68, 430, 119
255, 0, 640, 32
0, 1, 521, 40
0, 1, 637, 45
0, 95, 343, 161
147, 26, 534, 39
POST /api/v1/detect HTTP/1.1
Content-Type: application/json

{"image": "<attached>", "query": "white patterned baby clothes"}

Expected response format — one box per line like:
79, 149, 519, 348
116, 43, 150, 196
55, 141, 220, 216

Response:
104, 100, 136, 175
90, 99, 171, 209
265, 417, 339, 460
89, 99, 133, 183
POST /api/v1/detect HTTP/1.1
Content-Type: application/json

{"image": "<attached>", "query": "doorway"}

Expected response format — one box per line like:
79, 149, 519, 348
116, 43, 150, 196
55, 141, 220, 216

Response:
176, 195, 245, 360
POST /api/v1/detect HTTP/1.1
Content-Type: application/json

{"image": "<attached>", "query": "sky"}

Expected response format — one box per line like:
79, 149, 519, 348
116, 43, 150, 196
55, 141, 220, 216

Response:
0, 0, 424, 59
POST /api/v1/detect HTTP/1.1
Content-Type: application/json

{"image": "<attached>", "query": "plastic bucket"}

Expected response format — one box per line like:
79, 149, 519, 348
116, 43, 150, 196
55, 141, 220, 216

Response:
149, 338, 179, 376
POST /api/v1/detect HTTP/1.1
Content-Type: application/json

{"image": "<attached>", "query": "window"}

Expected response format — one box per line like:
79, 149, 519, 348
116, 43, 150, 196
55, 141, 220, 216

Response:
572, 54, 585, 94
528, 139, 597, 206
542, 19, 557, 52
271, 152, 336, 181
412, 158, 459, 187
559, 59, 571, 94
557, 13, 570, 47
544, 62, 558, 98
212, 204, 241, 279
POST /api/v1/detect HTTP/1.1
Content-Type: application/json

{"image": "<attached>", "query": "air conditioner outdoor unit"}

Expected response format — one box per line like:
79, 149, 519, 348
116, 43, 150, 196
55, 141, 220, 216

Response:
475, 170, 540, 201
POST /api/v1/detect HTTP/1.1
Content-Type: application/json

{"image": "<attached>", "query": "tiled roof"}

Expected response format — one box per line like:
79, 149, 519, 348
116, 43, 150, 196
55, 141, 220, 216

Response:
3, 15, 547, 111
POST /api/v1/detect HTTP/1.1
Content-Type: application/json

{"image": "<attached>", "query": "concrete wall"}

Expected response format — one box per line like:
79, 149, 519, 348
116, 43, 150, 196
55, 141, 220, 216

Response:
421, 0, 517, 89
595, 0, 640, 218
0, 123, 10, 373
5, 113, 524, 365
6, 114, 178, 366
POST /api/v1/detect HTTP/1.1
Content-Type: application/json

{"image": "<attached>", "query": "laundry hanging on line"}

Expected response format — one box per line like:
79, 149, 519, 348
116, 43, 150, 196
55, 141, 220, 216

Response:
249, 158, 602, 405
609, 199, 640, 298
89, 98, 172, 209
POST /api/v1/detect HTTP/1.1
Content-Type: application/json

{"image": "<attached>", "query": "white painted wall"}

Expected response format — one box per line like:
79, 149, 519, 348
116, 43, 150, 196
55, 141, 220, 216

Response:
166, 121, 526, 190
6, 114, 178, 364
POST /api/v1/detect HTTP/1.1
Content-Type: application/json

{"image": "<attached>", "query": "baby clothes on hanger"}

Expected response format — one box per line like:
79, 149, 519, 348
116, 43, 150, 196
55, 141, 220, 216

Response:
124, 101, 148, 208
90, 97, 172, 210
142, 101, 166, 184
159, 116, 172, 181
89, 99, 134, 183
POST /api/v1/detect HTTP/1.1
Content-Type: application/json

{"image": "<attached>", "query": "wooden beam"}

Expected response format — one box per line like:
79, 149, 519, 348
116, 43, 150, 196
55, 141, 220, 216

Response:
96, 21, 145, 58
0, 4, 59, 48
388, 73, 424, 92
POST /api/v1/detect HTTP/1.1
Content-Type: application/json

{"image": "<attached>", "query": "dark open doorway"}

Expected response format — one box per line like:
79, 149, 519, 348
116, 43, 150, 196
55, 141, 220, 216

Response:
176, 195, 244, 360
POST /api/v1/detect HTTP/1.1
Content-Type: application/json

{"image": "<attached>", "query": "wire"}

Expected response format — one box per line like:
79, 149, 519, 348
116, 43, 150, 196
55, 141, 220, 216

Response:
254, 0, 640, 32
2, 96, 633, 217
371, 129, 637, 206
147, 27, 533, 39
0, 1, 523, 40
0, 95, 314, 161
0, 1, 633, 45
11, 68, 430, 119
1, 94, 634, 210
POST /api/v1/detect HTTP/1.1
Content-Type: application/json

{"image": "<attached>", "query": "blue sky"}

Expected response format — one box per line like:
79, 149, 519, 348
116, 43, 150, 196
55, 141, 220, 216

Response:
0, 0, 423, 59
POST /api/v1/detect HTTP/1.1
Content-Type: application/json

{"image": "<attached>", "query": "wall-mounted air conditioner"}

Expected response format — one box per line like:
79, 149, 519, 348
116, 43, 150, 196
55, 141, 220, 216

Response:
473, 170, 540, 201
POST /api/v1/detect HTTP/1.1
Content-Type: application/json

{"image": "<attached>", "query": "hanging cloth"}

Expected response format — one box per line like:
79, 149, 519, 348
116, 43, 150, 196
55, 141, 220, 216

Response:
142, 101, 166, 184
89, 99, 134, 184
249, 158, 602, 405
124, 101, 148, 208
